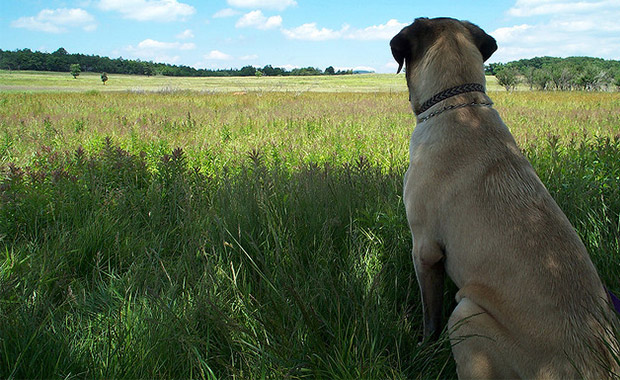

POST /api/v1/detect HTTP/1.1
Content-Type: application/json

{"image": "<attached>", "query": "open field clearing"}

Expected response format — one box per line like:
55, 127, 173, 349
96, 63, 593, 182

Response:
1, 73, 620, 378
0, 70, 414, 93
0, 70, 507, 93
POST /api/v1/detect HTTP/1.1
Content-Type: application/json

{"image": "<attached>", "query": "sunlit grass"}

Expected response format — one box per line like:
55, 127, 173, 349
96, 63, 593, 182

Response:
0, 70, 509, 93
1, 89, 619, 169
0, 70, 410, 93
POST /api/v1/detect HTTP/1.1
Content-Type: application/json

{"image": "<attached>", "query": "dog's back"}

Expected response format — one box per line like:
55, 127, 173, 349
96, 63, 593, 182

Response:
435, 105, 618, 378
393, 17, 619, 378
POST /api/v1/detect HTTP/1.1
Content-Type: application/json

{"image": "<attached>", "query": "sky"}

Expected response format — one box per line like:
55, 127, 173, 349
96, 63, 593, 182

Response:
1, 0, 620, 73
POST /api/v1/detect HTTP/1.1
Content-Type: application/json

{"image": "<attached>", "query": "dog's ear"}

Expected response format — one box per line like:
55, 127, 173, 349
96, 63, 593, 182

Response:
390, 30, 410, 74
463, 22, 497, 62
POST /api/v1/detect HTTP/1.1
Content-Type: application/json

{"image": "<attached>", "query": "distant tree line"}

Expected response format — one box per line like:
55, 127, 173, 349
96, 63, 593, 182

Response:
0, 47, 354, 77
486, 57, 620, 91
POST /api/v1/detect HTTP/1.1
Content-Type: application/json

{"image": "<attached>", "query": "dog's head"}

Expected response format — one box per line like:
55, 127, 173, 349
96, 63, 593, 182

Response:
390, 17, 497, 109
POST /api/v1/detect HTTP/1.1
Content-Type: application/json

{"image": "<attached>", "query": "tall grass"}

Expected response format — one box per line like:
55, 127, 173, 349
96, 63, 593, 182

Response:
1, 90, 619, 169
0, 91, 412, 171
0, 141, 431, 378
1, 87, 619, 378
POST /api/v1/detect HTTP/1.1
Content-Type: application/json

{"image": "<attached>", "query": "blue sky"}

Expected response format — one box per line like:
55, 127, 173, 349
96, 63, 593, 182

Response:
1, 0, 620, 73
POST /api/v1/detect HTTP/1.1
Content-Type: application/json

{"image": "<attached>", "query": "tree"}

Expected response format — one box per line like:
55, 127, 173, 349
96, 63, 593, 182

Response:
3, 47, 619, 84
53, 47, 68, 56
495, 67, 520, 91
335, 68, 353, 75
290, 67, 322, 76
262, 65, 285, 76
101, 72, 108, 85
549, 66, 574, 90
532, 69, 552, 90
239, 65, 256, 76
255, 70, 263, 77
70, 63, 81, 79
143, 64, 155, 76
485, 62, 502, 75
523, 67, 536, 90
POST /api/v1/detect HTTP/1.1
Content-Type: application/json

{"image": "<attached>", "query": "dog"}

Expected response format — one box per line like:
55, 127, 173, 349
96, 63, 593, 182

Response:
391, 17, 619, 378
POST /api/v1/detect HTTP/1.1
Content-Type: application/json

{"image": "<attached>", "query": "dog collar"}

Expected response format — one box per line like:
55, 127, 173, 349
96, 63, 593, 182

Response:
417, 83, 486, 115
417, 100, 494, 123
416, 83, 492, 123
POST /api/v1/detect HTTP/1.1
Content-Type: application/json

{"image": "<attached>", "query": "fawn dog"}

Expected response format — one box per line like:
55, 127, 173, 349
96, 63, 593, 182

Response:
391, 17, 618, 378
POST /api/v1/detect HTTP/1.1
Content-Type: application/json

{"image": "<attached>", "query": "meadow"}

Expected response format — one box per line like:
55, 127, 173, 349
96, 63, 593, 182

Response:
1, 71, 620, 379
0, 70, 411, 94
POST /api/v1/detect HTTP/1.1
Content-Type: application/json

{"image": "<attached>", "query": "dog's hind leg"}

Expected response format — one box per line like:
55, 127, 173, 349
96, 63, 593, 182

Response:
413, 239, 445, 340
448, 297, 521, 379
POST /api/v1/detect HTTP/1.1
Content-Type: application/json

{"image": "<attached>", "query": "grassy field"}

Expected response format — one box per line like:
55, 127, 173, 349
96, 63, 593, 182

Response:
1, 71, 620, 379
0, 69, 508, 93
0, 70, 415, 93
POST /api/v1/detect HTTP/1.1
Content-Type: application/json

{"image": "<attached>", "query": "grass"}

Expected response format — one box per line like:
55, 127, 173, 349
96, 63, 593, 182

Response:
0, 70, 507, 93
0, 70, 411, 93
0, 72, 619, 379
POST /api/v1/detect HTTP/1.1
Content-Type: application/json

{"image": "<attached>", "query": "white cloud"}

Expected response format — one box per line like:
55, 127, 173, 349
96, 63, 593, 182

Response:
137, 39, 195, 50
236, 10, 282, 30
213, 8, 240, 18
204, 50, 233, 60
491, 1, 620, 62
125, 38, 195, 63
282, 19, 408, 41
98, 0, 195, 22
276, 64, 299, 71
344, 19, 407, 40
492, 24, 533, 43
176, 29, 194, 39
153, 55, 181, 63
508, 0, 619, 17
282, 23, 348, 41
227, 0, 296, 11
11, 8, 96, 33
